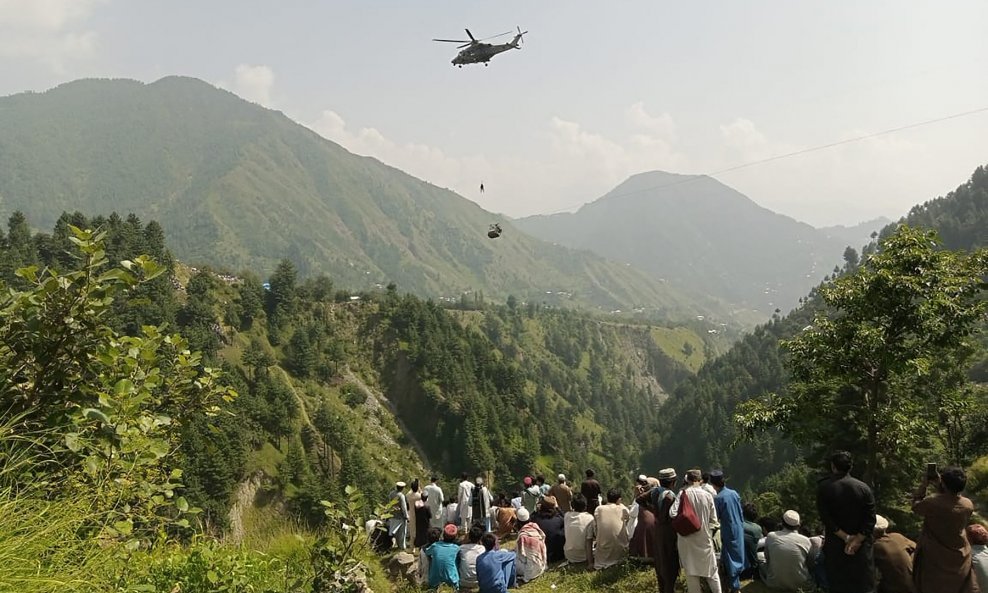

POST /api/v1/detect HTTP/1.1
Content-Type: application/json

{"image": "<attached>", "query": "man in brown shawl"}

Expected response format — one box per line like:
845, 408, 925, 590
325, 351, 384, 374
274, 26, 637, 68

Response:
912, 466, 979, 593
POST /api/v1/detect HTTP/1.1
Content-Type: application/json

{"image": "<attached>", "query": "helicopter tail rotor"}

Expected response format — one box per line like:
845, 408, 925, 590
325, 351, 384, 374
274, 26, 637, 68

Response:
513, 26, 528, 46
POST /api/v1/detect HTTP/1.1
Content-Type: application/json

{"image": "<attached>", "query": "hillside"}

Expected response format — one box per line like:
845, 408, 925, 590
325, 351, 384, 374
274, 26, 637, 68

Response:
515, 171, 850, 316
645, 164, 988, 495
0, 76, 725, 319
819, 216, 892, 249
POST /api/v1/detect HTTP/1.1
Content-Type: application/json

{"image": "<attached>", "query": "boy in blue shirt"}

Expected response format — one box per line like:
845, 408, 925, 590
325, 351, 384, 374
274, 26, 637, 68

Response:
425, 523, 461, 590
476, 532, 517, 593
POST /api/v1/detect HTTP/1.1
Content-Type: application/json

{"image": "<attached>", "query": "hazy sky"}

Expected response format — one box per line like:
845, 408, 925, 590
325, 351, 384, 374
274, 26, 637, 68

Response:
2, 1, 987, 226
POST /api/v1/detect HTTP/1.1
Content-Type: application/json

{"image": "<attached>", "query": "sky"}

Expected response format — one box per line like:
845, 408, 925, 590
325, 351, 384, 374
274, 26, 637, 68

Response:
1, 1, 987, 227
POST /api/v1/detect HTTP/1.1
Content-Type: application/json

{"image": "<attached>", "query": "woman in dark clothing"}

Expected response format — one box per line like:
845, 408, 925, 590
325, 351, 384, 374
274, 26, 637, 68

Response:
414, 491, 432, 549
532, 496, 567, 563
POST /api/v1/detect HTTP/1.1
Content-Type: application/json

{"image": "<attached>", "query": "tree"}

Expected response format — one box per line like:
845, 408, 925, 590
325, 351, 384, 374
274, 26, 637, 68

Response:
266, 258, 297, 330
737, 225, 988, 503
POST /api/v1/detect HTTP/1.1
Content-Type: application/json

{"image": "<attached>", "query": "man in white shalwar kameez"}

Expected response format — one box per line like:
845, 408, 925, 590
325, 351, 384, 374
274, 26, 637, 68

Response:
669, 469, 723, 593
458, 472, 475, 528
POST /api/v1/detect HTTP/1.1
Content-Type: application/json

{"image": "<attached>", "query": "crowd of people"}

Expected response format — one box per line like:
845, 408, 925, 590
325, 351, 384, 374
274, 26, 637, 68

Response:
374, 452, 986, 593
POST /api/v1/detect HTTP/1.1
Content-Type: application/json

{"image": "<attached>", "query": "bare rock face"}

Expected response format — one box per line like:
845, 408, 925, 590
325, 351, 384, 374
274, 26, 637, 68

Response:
387, 552, 419, 584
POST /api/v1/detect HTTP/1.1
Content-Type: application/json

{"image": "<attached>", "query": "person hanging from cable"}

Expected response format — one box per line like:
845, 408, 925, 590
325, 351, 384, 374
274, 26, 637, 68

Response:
480, 182, 485, 193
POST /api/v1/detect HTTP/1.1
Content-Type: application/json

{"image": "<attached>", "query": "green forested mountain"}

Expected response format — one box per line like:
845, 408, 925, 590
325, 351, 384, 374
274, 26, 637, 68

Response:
0, 210, 721, 528
646, 164, 988, 501
0, 77, 721, 318
515, 171, 851, 316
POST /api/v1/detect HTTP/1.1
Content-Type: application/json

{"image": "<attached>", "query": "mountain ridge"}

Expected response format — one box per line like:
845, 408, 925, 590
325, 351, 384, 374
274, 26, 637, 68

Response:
0, 76, 729, 320
515, 170, 850, 315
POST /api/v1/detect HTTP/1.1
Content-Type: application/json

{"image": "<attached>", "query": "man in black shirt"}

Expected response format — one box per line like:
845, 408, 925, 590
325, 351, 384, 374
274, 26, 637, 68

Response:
581, 469, 602, 515
816, 451, 877, 593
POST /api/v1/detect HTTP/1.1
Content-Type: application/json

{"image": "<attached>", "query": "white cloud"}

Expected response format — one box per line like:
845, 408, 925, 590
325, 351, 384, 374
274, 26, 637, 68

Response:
230, 64, 275, 107
0, 0, 106, 71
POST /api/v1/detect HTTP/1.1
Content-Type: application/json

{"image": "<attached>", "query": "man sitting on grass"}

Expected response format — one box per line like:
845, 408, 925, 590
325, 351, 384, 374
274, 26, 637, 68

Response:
476, 533, 517, 593
425, 523, 461, 590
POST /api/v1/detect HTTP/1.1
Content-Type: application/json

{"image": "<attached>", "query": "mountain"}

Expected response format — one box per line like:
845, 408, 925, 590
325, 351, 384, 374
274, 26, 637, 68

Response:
515, 171, 850, 316
819, 216, 893, 249
646, 163, 988, 493
0, 77, 718, 318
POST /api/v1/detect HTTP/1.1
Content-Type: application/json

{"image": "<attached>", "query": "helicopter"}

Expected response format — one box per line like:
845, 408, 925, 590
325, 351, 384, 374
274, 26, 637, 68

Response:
433, 27, 528, 67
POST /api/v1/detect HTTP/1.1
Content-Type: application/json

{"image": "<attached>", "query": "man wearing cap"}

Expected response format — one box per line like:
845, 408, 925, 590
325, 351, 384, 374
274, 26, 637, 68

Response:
967, 524, 988, 592
522, 476, 541, 513
425, 523, 462, 590
471, 476, 493, 533
631, 475, 657, 561
548, 473, 573, 512
711, 470, 745, 593
581, 469, 602, 515
458, 472, 476, 529
425, 475, 445, 529
652, 468, 681, 593
670, 468, 722, 593
872, 514, 916, 593
762, 510, 814, 591
816, 450, 876, 593
515, 507, 548, 582
388, 481, 410, 550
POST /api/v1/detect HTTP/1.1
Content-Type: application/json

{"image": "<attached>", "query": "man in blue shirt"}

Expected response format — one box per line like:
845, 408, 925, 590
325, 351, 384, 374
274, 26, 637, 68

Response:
476, 532, 517, 593
425, 523, 461, 590
711, 469, 745, 593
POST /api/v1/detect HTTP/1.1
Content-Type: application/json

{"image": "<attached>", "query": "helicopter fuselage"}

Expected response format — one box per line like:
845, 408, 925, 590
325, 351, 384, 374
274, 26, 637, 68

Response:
452, 40, 519, 66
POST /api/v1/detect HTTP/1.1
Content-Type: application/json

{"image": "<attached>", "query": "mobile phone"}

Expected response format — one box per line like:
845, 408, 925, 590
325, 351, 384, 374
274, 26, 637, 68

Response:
926, 462, 938, 480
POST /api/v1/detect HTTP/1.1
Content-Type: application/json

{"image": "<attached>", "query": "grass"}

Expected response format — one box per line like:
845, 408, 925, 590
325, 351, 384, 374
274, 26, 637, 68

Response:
650, 326, 707, 372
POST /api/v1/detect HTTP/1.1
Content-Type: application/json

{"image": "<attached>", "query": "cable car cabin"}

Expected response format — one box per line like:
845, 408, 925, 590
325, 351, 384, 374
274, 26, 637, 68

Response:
488, 223, 502, 239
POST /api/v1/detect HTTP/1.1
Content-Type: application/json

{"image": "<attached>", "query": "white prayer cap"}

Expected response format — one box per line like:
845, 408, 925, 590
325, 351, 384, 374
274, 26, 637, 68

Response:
395, 481, 406, 488
557, 473, 566, 482
783, 510, 800, 527
637, 474, 648, 483
875, 515, 889, 531
516, 507, 530, 522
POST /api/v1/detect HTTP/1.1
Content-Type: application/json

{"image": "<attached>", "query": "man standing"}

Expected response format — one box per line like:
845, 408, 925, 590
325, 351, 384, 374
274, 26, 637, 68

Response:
761, 510, 814, 591
458, 472, 475, 529
471, 476, 493, 533
536, 475, 550, 497
711, 470, 745, 593
389, 481, 410, 550
522, 476, 541, 513
581, 469, 602, 515
424, 475, 445, 529
652, 468, 680, 593
816, 451, 877, 593
670, 469, 722, 593
548, 473, 573, 512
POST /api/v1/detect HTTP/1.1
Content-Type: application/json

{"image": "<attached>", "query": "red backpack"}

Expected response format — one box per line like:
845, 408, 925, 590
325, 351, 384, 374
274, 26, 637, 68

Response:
671, 489, 702, 536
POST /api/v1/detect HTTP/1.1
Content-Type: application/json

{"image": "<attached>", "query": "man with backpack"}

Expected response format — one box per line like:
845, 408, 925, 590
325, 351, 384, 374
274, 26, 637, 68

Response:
670, 469, 722, 593
471, 475, 493, 532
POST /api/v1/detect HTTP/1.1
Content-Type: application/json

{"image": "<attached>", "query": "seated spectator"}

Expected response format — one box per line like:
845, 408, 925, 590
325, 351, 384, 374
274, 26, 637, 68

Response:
418, 526, 442, 585
510, 491, 522, 510
872, 514, 916, 593
587, 488, 630, 570
967, 524, 988, 592
425, 523, 461, 590
761, 510, 814, 591
515, 507, 547, 583
458, 524, 486, 590
532, 495, 566, 563
740, 502, 763, 579
494, 503, 516, 538
476, 532, 517, 593
564, 494, 595, 564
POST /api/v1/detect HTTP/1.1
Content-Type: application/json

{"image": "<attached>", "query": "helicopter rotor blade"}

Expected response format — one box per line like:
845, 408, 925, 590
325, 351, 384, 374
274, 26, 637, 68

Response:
476, 30, 513, 42
465, 28, 476, 41
433, 38, 471, 43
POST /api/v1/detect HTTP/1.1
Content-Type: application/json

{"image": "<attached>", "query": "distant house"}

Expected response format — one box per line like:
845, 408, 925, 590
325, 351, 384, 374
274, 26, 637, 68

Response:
262, 282, 271, 290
